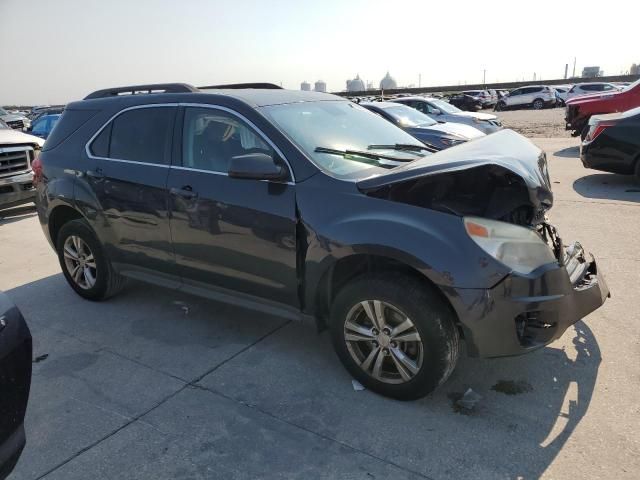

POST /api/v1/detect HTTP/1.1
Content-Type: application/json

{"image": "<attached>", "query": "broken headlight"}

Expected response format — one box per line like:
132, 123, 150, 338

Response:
464, 217, 557, 274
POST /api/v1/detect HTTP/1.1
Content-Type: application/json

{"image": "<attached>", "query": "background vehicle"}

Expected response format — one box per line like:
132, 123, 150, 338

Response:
448, 93, 483, 111
581, 106, 640, 178
37, 83, 608, 400
0, 292, 32, 480
28, 106, 65, 124
565, 82, 620, 102
0, 108, 30, 131
391, 96, 502, 134
27, 113, 61, 140
495, 86, 556, 110
566, 78, 640, 137
361, 101, 484, 149
554, 86, 571, 106
0, 120, 43, 210
461, 90, 496, 108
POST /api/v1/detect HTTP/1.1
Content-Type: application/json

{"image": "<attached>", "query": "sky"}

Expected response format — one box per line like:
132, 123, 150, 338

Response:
1, 0, 637, 105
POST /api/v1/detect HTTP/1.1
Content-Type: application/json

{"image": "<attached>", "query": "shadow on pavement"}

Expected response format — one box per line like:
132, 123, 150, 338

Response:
0, 204, 37, 225
573, 173, 640, 203
553, 146, 580, 158
6, 273, 602, 479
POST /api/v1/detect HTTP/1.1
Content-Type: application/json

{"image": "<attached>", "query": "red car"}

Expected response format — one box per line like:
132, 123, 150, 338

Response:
565, 78, 640, 138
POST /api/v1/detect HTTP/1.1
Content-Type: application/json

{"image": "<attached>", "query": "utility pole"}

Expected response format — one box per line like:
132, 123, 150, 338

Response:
419, 73, 422, 88
572, 57, 576, 78
483, 69, 486, 87
564, 63, 568, 79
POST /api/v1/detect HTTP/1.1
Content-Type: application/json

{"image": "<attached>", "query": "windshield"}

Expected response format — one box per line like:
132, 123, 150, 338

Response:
429, 99, 461, 114
0, 108, 8, 116
0, 119, 8, 129
622, 78, 640, 92
381, 105, 437, 127
262, 100, 428, 179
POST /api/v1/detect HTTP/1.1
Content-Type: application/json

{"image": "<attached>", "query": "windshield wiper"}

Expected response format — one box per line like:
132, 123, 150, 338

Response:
368, 143, 439, 153
314, 147, 414, 163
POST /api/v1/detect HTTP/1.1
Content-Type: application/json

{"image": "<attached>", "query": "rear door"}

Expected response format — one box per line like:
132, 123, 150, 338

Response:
85, 105, 178, 278
167, 105, 298, 306
507, 88, 523, 106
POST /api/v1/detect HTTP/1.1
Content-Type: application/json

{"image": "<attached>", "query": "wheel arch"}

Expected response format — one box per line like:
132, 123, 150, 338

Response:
48, 204, 84, 247
310, 251, 460, 333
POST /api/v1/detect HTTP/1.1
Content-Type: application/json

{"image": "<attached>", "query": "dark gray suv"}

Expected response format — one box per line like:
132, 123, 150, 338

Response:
35, 83, 609, 400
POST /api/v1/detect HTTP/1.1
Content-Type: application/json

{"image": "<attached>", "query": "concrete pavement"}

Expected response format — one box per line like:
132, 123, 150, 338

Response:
1, 137, 638, 479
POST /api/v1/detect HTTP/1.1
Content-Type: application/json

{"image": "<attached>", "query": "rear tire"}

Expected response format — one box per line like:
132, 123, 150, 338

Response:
533, 98, 544, 110
495, 101, 506, 111
329, 273, 460, 400
56, 219, 125, 301
580, 125, 590, 141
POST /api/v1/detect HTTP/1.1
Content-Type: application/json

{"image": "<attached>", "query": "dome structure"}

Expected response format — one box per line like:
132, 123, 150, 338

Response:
314, 80, 327, 93
300, 81, 311, 91
379, 71, 397, 90
346, 74, 365, 92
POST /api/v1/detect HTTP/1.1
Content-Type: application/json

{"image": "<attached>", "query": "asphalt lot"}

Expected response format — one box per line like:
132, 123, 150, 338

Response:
1, 136, 639, 479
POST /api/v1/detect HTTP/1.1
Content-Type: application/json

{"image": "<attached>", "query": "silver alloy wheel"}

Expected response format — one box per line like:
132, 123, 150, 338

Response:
63, 235, 97, 290
533, 99, 544, 109
344, 300, 424, 384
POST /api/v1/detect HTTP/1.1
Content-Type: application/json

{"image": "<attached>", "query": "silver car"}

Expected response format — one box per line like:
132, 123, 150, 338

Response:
391, 96, 502, 134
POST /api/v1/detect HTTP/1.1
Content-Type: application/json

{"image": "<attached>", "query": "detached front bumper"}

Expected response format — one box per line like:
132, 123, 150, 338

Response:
449, 242, 609, 358
0, 171, 35, 210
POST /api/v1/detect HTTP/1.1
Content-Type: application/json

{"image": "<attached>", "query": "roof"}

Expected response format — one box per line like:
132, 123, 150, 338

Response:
200, 88, 340, 107
76, 85, 342, 110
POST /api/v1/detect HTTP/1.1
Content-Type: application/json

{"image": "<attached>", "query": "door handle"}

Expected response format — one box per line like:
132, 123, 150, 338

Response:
170, 186, 198, 200
86, 168, 105, 180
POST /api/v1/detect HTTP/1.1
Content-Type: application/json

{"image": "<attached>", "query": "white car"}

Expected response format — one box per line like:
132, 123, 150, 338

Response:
496, 85, 556, 110
0, 107, 30, 130
565, 83, 620, 102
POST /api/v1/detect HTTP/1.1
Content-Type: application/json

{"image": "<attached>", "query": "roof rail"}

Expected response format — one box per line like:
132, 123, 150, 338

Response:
84, 83, 199, 100
198, 83, 283, 90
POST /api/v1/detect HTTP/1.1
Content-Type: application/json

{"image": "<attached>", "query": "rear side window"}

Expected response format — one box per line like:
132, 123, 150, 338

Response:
42, 108, 99, 152
90, 107, 175, 164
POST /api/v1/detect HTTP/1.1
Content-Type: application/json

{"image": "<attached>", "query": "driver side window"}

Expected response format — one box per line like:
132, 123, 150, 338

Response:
182, 107, 273, 173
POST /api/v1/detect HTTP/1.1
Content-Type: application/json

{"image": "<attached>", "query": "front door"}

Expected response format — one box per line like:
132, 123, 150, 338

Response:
84, 105, 178, 277
167, 106, 298, 307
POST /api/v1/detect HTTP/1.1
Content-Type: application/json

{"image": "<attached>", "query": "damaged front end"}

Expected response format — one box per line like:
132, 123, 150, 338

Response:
358, 129, 553, 228
357, 129, 609, 357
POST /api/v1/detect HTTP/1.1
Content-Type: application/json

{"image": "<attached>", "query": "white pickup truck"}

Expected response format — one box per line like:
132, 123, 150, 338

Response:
0, 119, 44, 210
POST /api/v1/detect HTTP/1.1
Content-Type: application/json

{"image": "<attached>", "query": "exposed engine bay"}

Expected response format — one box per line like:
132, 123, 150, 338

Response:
364, 164, 549, 227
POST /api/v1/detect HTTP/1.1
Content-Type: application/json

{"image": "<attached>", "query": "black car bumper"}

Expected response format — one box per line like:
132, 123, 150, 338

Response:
448, 242, 609, 357
0, 294, 32, 480
0, 172, 36, 210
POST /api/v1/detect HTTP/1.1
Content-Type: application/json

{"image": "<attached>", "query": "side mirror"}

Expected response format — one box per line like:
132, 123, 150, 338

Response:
228, 152, 287, 181
431, 108, 442, 115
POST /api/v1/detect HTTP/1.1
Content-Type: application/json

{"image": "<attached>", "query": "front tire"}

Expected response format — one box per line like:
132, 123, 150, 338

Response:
56, 219, 125, 301
330, 274, 460, 400
533, 98, 544, 110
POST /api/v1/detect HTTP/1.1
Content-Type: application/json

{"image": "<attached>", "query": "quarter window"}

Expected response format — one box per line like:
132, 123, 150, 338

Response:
90, 107, 175, 164
182, 107, 274, 173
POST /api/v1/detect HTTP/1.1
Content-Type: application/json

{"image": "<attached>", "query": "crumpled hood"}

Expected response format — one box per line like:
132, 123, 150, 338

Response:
0, 129, 45, 147
358, 129, 553, 224
566, 91, 619, 105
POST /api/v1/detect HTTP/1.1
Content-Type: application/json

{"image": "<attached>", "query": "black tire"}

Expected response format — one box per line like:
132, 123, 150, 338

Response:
532, 98, 544, 110
495, 101, 506, 111
580, 125, 590, 142
56, 219, 125, 301
329, 273, 460, 400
